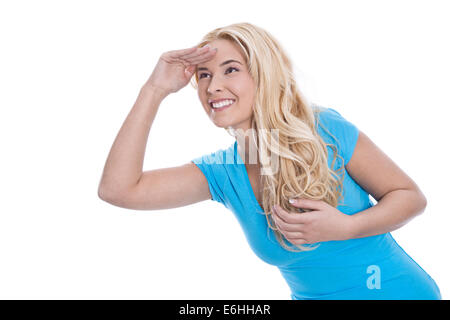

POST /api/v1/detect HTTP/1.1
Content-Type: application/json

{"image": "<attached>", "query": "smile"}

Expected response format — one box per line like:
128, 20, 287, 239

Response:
210, 99, 235, 112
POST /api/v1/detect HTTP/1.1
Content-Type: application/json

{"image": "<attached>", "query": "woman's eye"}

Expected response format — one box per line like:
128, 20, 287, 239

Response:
226, 67, 239, 74
198, 67, 239, 79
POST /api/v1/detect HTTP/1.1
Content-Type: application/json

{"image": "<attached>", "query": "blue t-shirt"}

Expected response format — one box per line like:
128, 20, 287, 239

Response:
191, 106, 441, 300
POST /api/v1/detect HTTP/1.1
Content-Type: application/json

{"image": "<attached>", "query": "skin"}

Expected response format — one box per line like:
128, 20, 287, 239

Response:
272, 131, 427, 245
143, 40, 427, 245
193, 42, 426, 246
196, 39, 259, 165
196, 39, 256, 132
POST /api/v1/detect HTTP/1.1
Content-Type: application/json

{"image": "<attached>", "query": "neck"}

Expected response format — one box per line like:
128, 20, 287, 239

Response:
236, 135, 260, 166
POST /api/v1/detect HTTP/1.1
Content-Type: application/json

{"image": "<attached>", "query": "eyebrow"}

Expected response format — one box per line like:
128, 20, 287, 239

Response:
197, 59, 242, 71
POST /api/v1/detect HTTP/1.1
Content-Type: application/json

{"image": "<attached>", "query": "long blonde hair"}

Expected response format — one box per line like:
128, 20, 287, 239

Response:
190, 22, 346, 252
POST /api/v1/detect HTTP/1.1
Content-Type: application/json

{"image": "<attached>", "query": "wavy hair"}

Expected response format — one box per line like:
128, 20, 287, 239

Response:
189, 22, 346, 252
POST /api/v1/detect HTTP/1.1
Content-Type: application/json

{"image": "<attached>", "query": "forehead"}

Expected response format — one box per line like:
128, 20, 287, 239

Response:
197, 39, 245, 69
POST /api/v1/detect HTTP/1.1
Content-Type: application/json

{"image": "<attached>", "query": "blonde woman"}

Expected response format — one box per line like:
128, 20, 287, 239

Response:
98, 22, 441, 300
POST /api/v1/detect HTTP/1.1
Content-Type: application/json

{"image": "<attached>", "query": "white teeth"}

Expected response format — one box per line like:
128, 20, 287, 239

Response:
211, 99, 234, 108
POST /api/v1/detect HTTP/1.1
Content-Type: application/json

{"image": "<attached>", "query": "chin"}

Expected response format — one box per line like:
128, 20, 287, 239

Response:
209, 114, 250, 132
211, 120, 233, 129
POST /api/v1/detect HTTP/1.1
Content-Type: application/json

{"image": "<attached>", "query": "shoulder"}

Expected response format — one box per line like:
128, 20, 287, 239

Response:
313, 104, 355, 131
190, 143, 236, 205
312, 104, 360, 166
191, 143, 236, 166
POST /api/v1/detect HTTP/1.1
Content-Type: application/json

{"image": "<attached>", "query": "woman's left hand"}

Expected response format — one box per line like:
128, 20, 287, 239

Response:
272, 198, 355, 245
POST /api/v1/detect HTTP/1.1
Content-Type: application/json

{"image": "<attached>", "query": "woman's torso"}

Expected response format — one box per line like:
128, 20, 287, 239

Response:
192, 106, 441, 299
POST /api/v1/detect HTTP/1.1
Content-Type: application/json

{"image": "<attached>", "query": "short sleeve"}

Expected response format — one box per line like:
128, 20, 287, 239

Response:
315, 107, 360, 166
191, 148, 229, 206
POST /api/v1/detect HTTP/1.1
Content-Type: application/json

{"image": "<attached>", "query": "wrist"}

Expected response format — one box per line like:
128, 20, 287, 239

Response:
344, 214, 361, 240
141, 82, 170, 100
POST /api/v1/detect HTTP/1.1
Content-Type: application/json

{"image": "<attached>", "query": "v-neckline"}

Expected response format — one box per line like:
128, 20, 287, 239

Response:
234, 141, 264, 213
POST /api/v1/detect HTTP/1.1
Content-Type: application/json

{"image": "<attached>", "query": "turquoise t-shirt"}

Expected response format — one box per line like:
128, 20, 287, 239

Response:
191, 106, 441, 300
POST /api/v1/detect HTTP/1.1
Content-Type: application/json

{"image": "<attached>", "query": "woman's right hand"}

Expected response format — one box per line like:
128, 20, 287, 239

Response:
144, 45, 217, 95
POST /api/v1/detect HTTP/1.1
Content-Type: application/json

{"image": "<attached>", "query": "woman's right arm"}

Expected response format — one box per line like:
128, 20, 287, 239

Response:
98, 45, 217, 210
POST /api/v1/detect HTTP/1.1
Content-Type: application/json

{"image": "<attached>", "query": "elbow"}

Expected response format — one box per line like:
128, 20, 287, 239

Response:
416, 189, 428, 215
98, 187, 126, 207
98, 184, 119, 203
421, 192, 427, 208
98, 186, 112, 203
98, 185, 140, 209
421, 194, 427, 213
98, 187, 107, 201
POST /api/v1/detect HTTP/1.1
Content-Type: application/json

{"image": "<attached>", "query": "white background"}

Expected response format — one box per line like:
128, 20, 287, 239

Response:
0, 0, 449, 299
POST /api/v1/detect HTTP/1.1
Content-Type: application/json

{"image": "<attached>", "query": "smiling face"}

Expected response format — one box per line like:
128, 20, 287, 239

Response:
196, 39, 256, 132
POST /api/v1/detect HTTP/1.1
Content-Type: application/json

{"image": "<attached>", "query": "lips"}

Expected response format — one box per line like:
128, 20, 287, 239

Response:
208, 98, 235, 105
210, 99, 235, 112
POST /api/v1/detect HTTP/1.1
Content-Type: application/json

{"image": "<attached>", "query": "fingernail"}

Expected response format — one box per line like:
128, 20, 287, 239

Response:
289, 198, 295, 204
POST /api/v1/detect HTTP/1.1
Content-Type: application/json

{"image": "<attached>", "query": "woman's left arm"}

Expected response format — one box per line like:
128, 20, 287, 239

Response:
342, 130, 427, 239
272, 130, 427, 244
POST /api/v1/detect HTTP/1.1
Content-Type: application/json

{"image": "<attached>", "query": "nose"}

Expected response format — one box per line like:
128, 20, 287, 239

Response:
207, 75, 224, 94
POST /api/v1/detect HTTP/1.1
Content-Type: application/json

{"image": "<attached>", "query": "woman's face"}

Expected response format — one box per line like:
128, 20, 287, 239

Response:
196, 39, 256, 132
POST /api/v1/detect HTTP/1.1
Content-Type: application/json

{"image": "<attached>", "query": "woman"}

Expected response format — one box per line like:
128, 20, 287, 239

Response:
98, 22, 441, 300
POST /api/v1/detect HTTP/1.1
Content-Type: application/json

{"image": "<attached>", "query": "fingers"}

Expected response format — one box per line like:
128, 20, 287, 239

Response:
273, 204, 309, 224
272, 216, 307, 245
168, 46, 197, 57
186, 49, 216, 65
281, 231, 304, 239
272, 213, 303, 232
288, 198, 325, 211
164, 46, 204, 62
180, 46, 211, 59
166, 46, 216, 67
289, 239, 308, 245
